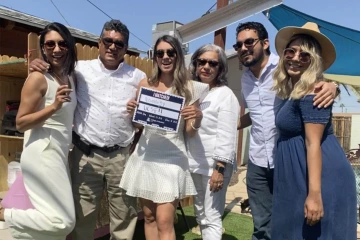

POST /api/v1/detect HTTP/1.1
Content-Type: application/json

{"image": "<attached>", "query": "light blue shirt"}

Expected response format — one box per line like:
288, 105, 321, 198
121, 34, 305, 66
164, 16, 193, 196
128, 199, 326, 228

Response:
241, 53, 284, 169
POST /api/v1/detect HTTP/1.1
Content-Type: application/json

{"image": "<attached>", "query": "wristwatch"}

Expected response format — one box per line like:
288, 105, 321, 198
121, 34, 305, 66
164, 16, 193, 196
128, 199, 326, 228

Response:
215, 165, 225, 174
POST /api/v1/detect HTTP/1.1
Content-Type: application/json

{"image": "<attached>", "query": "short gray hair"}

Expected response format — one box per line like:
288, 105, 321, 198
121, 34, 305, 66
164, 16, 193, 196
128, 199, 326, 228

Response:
189, 44, 228, 86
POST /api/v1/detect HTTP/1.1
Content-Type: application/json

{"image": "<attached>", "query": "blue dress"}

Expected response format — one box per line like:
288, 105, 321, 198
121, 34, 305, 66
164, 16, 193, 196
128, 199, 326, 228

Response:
272, 95, 357, 240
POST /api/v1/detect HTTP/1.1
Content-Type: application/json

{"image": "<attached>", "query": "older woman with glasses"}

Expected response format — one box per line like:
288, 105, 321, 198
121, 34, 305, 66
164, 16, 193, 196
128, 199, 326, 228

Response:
186, 44, 240, 240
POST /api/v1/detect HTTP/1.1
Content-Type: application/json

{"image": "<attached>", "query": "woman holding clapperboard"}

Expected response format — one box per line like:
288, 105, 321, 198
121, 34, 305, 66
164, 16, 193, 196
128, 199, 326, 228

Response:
120, 35, 208, 240
186, 44, 240, 239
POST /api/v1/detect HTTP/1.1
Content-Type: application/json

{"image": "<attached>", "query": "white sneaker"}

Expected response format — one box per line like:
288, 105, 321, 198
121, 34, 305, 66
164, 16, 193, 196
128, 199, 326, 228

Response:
191, 225, 225, 235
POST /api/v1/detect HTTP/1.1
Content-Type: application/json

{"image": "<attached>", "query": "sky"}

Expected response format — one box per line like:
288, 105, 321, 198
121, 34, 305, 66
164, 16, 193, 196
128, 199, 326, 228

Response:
1, 0, 360, 112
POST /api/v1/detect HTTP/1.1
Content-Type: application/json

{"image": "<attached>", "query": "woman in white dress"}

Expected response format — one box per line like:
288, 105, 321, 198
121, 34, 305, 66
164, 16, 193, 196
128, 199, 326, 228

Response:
120, 35, 208, 240
186, 44, 240, 240
0, 22, 77, 240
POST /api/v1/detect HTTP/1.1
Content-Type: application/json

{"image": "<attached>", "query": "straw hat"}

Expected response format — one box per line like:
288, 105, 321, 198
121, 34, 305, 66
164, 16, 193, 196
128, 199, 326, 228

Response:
275, 22, 336, 70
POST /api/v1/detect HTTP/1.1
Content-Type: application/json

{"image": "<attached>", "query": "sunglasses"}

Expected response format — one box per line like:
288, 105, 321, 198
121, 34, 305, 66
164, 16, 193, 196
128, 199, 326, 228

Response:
155, 49, 176, 58
101, 38, 126, 49
233, 38, 260, 51
283, 48, 311, 63
43, 40, 68, 50
196, 58, 219, 68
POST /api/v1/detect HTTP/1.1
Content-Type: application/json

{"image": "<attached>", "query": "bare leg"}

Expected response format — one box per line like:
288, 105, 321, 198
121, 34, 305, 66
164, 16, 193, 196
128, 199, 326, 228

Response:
141, 198, 159, 240
156, 200, 178, 240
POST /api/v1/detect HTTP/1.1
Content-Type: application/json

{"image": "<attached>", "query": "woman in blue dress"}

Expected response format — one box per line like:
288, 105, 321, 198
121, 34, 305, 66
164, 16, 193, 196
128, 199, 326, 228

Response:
271, 22, 357, 239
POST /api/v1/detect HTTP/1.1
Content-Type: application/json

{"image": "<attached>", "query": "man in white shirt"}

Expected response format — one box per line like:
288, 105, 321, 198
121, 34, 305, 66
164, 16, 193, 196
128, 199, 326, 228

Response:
30, 20, 147, 240
235, 22, 338, 240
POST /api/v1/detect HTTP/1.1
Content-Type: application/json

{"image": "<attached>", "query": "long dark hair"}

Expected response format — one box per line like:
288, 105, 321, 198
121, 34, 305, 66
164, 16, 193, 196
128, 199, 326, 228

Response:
40, 22, 77, 76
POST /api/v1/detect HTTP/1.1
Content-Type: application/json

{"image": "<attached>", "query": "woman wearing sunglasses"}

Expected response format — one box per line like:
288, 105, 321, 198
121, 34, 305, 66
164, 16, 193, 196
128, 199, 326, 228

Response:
186, 44, 239, 240
271, 22, 356, 239
0, 22, 77, 239
120, 35, 208, 240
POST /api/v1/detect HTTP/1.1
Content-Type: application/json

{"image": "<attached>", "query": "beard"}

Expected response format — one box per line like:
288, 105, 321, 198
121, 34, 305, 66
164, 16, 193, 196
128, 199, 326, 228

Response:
241, 51, 264, 67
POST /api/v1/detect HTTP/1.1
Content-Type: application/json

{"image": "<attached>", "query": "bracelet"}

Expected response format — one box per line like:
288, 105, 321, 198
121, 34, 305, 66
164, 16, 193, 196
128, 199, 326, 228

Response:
191, 120, 200, 131
333, 82, 341, 95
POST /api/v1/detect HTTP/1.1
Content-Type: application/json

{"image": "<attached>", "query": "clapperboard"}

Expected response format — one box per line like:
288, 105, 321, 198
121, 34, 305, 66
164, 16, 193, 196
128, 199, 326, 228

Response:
132, 87, 185, 132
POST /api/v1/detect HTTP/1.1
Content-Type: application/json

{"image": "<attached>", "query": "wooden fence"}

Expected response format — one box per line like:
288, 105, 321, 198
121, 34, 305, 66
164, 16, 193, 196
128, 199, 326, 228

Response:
332, 116, 352, 152
0, 55, 25, 62
27, 32, 153, 77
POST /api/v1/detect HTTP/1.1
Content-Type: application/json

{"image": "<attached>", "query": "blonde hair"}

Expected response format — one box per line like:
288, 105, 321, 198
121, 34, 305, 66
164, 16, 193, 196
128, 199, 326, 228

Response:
272, 34, 324, 99
149, 35, 192, 105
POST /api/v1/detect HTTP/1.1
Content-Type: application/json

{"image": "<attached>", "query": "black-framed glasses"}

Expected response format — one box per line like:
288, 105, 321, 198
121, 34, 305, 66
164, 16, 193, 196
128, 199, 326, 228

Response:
233, 38, 260, 51
283, 48, 311, 63
196, 58, 219, 68
155, 49, 176, 58
101, 37, 126, 49
43, 40, 68, 50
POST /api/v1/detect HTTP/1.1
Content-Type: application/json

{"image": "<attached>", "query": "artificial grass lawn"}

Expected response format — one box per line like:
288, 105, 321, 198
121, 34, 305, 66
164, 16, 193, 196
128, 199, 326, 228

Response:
97, 206, 253, 239
168, 206, 254, 240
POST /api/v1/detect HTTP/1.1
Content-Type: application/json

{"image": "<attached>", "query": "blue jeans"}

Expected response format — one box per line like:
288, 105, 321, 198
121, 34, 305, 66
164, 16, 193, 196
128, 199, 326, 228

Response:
246, 161, 274, 240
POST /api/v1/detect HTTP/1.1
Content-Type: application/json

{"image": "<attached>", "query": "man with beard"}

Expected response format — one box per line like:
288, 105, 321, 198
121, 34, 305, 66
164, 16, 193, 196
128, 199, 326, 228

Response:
235, 22, 339, 240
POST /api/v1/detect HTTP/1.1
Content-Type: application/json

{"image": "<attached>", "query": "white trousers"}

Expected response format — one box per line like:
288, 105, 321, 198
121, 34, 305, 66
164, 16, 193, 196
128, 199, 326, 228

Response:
191, 173, 230, 240
4, 130, 75, 240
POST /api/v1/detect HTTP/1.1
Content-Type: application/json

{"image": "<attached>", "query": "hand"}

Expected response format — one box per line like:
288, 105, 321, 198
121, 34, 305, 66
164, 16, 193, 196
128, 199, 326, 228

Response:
127, 100, 138, 117
304, 192, 324, 226
313, 82, 337, 108
180, 105, 203, 121
29, 58, 50, 73
209, 169, 224, 192
52, 85, 72, 111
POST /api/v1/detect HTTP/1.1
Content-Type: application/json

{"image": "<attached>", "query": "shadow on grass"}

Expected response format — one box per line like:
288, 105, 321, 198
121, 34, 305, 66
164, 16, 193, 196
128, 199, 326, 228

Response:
97, 206, 252, 240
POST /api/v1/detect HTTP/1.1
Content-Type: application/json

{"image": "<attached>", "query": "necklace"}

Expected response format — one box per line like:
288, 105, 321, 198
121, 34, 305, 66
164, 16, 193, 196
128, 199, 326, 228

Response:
51, 72, 69, 86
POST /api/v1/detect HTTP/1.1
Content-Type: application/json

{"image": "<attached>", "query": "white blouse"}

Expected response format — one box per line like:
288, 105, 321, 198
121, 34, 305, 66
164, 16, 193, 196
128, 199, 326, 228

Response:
186, 85, 240, 177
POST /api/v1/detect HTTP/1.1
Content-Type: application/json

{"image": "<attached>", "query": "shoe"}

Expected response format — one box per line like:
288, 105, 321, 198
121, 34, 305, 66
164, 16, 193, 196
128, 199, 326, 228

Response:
191, 225, 201, 235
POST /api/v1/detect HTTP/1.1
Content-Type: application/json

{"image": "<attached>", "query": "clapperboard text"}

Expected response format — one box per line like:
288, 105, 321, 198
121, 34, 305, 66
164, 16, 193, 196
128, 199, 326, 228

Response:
133, 87, 185, 132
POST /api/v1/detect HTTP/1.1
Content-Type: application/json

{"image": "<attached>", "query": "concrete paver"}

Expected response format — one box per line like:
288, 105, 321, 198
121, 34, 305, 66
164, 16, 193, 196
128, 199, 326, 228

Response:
225, 166, 249, 215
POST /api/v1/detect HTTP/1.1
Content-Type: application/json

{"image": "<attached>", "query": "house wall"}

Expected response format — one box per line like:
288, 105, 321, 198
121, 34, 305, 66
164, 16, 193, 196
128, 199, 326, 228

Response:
351, 115, 360, 150
226, 56, 251, 165
227, 56, 244, 103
